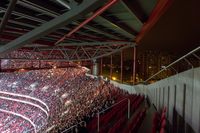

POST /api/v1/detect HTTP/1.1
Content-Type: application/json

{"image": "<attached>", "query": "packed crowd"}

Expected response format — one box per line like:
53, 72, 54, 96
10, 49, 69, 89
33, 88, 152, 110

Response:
0, 51, 38, 59
0, 67, 87, 133
0, 66, 129, 133
0, 99, 47, 130
58, 78, 129, 133
0, 50, 76, 70
0, 112, 34, 133
1, 59, 75, 70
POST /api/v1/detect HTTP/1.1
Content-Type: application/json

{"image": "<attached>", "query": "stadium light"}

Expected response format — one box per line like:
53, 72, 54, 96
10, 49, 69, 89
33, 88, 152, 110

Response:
112, 76, 117, 80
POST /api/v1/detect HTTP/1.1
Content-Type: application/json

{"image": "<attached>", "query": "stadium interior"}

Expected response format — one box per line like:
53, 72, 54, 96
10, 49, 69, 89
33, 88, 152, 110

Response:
0, 0, 199, 133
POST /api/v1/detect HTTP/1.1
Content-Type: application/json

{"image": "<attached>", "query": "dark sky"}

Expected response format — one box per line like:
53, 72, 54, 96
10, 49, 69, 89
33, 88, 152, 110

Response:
137, 0, 200, 55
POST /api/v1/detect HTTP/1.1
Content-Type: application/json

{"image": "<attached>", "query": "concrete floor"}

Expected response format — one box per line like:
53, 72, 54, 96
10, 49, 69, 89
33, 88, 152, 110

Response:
138, 104, 156, 133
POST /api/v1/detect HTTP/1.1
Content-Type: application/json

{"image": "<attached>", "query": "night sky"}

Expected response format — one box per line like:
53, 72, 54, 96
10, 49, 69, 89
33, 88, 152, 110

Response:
137, 0, 200, 55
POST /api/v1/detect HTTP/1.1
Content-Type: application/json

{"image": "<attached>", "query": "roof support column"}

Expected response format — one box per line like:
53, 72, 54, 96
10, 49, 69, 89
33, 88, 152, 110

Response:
100, 58, 103, 75
133, 47, 137, 84
92, 59, 98, 76
120, 50, 123, 83
90, 61, 93, 75
110, 54, 113, 79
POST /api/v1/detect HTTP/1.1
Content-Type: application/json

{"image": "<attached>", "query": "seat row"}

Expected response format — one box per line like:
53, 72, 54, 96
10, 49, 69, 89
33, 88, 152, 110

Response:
87, 95, 145, 133
152, 107, 167, 133
123, 108, 147, 133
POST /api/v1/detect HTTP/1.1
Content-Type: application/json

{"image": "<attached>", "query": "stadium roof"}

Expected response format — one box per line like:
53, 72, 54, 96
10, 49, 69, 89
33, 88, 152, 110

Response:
0, 0, 175, 61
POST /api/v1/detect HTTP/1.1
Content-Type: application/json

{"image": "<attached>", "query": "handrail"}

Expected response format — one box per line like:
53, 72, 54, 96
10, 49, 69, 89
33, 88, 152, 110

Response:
60, 98, 129, 133
98, 98, 128, 114
61, 121, 86, 133
145, 46, 200, 82
97, 98, 130, 132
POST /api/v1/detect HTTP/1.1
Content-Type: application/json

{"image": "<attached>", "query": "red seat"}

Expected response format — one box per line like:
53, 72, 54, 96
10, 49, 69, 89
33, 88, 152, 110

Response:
151, 125, 157, 133
160, 128, 165, 133
163, 107, 167, 113
161, 119, 166, 128
161, 113, 166, 122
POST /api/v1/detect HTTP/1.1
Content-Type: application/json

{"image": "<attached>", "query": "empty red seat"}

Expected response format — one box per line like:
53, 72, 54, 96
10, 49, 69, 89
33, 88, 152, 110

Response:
152, 125, 157, 133
160, 128, 165, 133
161, 119, 166, 128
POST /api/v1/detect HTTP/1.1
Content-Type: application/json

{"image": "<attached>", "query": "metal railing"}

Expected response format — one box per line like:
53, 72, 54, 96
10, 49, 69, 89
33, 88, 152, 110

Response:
97, 98, 130, 132
58, 98, 130, 133
145, 46, 200, 83
61, 121, 86, 133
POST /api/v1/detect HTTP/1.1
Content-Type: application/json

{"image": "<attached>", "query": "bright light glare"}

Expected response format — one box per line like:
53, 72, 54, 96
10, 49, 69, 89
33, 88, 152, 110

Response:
112, 77, 117, 80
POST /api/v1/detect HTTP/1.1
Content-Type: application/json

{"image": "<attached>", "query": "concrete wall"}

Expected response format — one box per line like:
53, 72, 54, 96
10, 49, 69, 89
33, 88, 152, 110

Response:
145, 67, 200, 133
192, 68, 200, 133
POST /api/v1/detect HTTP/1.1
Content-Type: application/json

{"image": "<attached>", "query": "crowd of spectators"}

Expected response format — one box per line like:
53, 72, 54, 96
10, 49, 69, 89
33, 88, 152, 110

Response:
0, 112, 34, 133
0, 66, 129, 133
0, 50, 77, 70
0, 51, 42, 59
57, 77, 129, 133
1, 59, 76, 70
0, 67, 87, 132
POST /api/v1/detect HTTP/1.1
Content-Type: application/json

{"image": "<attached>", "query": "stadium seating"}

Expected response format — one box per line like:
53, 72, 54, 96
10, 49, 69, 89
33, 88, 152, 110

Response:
0, 67, 87, 132
151, 107, 167, 133
86, 94, 145, 133
0, 66, 148, 133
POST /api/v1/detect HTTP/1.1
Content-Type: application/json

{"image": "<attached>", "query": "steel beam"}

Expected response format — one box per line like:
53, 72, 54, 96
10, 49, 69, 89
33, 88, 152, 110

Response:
95, 16, 135, 39
56, 0, 120, 44
58, 41, 134, 46
73, 21, 121, 40
16, 0, 120, 40
0, 0, 106, 55
0, 33, 55, 46
0, 43, 136, 61
121, 0, 147, 22
0, 7, 46, 23
120, 1, 143, 26
0, 0, 18, 34
100, 13, 137, 36
0, 8, 81, 41
2, 26, 84, 43
0, 7, 98, 42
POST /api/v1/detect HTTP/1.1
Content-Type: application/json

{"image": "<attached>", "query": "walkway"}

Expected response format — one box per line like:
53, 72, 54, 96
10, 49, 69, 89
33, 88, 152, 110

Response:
138, 103, 156, 133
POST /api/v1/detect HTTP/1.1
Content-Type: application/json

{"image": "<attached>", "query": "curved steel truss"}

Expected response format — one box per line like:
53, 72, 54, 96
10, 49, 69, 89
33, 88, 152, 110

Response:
0, 42, 135, 61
